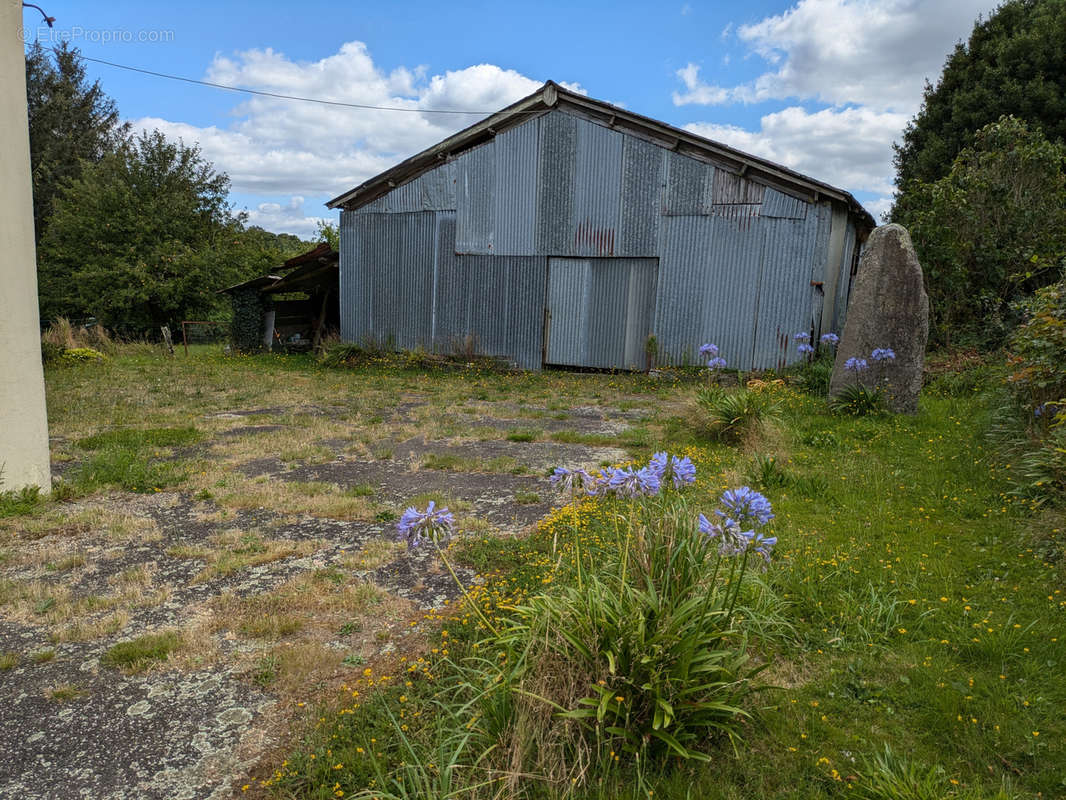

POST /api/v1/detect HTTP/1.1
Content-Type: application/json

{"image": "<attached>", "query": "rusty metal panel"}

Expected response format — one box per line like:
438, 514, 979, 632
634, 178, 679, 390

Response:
620, 135, 663, 256
761, 187, 808, 219
654, 215, 763, 370
546, 257, 658, 369
455, 142, 495, 254
663, 150, 714, 215
494, 121, 539, 255
713, 171, 766, 205
535, 111, 576, 254
570, 117, 623, 257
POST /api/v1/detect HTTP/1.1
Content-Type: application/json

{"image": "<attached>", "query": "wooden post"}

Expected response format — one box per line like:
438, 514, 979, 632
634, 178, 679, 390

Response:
311, 288, 332, 353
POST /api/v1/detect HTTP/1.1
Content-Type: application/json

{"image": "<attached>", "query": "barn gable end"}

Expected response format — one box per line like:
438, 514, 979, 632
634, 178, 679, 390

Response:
332, 84, 871, 372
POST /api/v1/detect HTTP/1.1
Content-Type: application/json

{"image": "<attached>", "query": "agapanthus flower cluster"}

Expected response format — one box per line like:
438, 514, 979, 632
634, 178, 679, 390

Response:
550, 466, 596, 494
396, 500, 455, 549
647, 451, 697, 490
697, 486, 777, 563
553, 452, 697, 500
706, 356, 728, 370
797, 342, 815, 356
871, 347, 896, 362
699, 343, 719, 358
844, 357, 868, 372
717, 486, 775, 526
793, 332, 811, 342
820, 332, 840, 346
606, 465, 661, 497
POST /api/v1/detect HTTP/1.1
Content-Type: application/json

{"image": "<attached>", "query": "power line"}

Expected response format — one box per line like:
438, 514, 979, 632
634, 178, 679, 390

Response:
74, 53, 538, 115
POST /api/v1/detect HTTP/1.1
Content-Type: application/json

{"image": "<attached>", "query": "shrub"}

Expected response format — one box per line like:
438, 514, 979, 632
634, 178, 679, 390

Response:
829, 384, 886, 416
747, 453, 790, 490
792, 352, 834, 396
690, 386, 781, 443
59, 347, 107, 364
493, 495, 776, 787
0, 484, 43, 518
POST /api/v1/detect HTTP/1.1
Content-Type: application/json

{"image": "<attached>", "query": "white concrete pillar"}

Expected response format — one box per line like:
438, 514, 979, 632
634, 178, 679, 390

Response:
0, 0, 51, 492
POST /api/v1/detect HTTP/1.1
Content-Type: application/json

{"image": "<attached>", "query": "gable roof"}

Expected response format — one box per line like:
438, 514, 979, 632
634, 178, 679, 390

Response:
326, 81, 875, 229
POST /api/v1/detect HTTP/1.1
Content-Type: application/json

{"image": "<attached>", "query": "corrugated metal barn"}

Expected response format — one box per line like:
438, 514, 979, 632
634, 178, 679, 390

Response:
327, 81, 875, 371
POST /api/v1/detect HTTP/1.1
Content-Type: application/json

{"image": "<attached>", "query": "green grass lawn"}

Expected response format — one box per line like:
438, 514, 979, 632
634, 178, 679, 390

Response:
263, 383, 1063, 800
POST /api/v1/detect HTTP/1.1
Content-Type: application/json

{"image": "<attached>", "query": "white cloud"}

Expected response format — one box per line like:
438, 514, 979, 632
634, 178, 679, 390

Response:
675, 0, 1002, 215
131, 43, 575, 234
675, 0, 998, 113
686, 105, 907, 195
241, 196, 332, 239
673, 63, 731, 106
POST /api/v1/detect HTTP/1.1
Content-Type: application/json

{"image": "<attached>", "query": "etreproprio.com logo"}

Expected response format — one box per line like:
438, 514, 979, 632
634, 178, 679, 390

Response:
19, 26, 175, 44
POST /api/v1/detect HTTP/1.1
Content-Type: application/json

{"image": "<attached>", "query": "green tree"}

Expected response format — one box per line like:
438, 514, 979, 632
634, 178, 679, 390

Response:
26, 42, 128, 243
892, 0, 1066, 204
38, 130, 245, 332
900, 116, 1066, 346
314, 219, 339, 250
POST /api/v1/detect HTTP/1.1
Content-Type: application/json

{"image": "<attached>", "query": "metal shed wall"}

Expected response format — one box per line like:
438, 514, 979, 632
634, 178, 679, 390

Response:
339, 107, 862, 371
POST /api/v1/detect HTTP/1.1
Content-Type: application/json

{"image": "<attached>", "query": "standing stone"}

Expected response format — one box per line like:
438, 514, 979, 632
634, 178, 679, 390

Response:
829, 224, 929, 414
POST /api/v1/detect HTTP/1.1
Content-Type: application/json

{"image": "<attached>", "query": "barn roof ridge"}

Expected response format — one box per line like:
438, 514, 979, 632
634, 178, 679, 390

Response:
325, 80, 875, 228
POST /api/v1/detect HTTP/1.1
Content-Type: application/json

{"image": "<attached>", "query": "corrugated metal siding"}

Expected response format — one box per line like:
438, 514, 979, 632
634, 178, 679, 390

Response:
571, 119, 623, 256
751, 211, 825, 370
713, 171, 766, 205
535, 111, 576, 254
655, 215, 763, 370
455, 143, 495, 253
340, 107, 865, 372
436, 255, 545, 369
620, 136, 663, 256
339, 209, 364, 341
663, 150, 714, 215
494, 122, 539, 255
344, 211, 438, 349
546, 257, 657, 369
762, 187, 808, 219
834, 219, 858, 332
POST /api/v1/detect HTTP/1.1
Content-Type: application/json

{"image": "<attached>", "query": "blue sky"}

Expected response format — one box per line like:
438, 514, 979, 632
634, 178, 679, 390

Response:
21, 0, 999, 238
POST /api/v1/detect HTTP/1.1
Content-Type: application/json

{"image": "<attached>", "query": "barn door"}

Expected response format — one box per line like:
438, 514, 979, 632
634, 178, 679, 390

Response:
545, 257, 658, 369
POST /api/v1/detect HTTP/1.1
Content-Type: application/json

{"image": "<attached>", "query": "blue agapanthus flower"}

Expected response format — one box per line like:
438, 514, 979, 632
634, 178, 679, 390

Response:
699, 343, 720, 358
550, 466, 594, 494
706, 356, 728, 370
648, 451, 669, 479
797, 343, 815, 355
844, 357, 868, 372
871, 348, 896, 362
751, 531, 778, 563
670, 455, 696, 489
699, 513, 752, 556
605, 465, 660, 497
716, 486, 775, 526
396, 501, 455, 549
793, 332, 811, 342
820, 332, 840, 346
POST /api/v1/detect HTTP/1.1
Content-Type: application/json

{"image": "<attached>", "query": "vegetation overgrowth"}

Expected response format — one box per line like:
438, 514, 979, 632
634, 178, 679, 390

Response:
7, 342, 1062, 798
229, 357, 1059, 799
